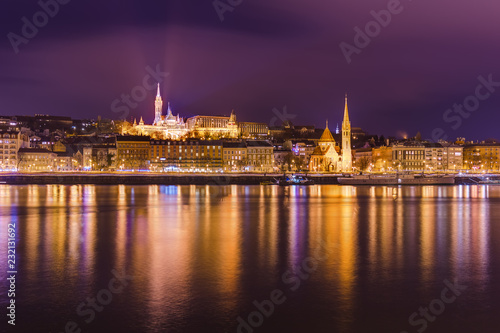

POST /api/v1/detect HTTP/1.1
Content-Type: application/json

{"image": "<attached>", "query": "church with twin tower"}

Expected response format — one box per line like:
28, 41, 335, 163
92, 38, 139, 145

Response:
309, 95, 352, 172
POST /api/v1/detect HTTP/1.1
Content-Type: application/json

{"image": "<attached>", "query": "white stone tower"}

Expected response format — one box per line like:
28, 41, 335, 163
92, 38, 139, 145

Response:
341, 94, 352, 172
153, 83, 163, 125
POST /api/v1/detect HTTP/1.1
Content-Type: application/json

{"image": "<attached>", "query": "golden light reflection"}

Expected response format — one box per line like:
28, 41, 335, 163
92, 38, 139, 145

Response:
118, 184, 127, 207
316, 189, 358, 327
419, 200, 437, 287
27, 185, 40, 207
25, 198, 41, 279
80, 194, 97, 294
215, 195, 242, 306
288, 192, 303, 268
141, 184, 192, 328
257, 189, 278, 273
1, 183, 495, 332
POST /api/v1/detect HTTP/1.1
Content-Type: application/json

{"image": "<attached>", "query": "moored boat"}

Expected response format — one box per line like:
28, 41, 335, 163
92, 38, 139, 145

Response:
477, 177, 500, 184
291, 175, 315, 185
272, 174, 315, 186
338, 174, 455, 185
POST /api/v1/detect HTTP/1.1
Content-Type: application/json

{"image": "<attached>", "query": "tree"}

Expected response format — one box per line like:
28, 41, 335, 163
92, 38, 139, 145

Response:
150, 131, 166, 140
393, 160, 402, 171
357, 156, 370, 172
16, 154, 26, 171
106, 153, 114, 169
235, 158, 248, 171
283, 152, 297, 171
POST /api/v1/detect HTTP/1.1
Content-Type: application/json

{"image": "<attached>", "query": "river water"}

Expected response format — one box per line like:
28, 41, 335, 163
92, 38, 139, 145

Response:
0, 184, 499, 332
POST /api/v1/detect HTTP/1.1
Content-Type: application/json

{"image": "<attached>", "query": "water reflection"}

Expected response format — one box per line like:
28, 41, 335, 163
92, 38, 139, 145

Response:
0, 184, 497, 332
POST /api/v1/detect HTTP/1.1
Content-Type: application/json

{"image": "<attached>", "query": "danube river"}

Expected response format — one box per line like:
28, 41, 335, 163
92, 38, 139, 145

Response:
0, 185, 499, 332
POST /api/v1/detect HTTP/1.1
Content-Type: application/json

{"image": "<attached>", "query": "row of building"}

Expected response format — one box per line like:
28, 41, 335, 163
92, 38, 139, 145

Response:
2, 135, 274, 172
4, 127, 500, 173
353, 140, 500, 172
0, 87, 353, 173
1, 84, 499, 173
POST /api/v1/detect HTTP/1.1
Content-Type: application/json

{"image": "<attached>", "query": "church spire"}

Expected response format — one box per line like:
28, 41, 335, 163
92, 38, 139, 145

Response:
343, 93, 349, 123
167, 102, 172, 116
341, 93, 352, 172
326, 119, 329, 129
153, 83, 163, 125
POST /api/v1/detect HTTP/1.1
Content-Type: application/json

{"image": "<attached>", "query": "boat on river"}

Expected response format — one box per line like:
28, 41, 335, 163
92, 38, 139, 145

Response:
267, 174, 315, 186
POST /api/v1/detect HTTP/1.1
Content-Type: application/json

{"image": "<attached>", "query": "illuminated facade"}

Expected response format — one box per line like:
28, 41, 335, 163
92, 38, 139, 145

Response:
238, 121, 269, 139
186, 111, 239, 139
129, 83, 267, 140
392, 142, 426, 171
223, 141, 247, 172
133, 84, 189, 139
149, 139, 223, 171
463, 143, 500, 171
442, 144, 463, 171
0, 130, 27, 170
245, 141, 274, 172
393, 142, 464, 172
116, 136, 151, 170
372, 146, 393, 172
309, 96, 352, 172
186, 113, 269, 139
309, 122, 341, 172
17, 148, 56, 172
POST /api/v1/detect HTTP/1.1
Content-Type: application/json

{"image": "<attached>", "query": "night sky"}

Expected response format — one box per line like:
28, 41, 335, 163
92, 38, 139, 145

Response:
1, 0, 499, 141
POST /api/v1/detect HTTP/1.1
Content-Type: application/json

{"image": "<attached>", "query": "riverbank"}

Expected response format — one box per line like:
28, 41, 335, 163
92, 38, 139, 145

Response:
0, 173, 498, 185
0, 173, 341, 185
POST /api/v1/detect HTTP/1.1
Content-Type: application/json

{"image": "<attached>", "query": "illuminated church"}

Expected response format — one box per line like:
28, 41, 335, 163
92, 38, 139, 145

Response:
133, 84, 189, 139
131, 83, 268, 140
309, 95, 352, 172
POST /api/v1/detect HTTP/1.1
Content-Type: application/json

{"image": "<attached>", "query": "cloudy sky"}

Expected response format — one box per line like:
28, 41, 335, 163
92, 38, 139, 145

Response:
1, 0, 499, 140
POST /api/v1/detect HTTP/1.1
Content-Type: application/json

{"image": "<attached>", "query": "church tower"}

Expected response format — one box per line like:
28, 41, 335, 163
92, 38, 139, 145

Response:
228, 109, 238, 138
342, 94, 352, 172
153, 83, 163, 125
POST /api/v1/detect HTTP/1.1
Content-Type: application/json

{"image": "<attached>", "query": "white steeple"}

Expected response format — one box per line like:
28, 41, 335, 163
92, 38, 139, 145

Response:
154, 83, 163, 125
341, 94, 352, 172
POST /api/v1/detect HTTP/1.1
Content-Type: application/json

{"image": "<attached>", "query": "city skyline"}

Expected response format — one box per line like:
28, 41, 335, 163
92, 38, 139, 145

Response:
1, 1, 500, 141
3, 2, 500, 333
